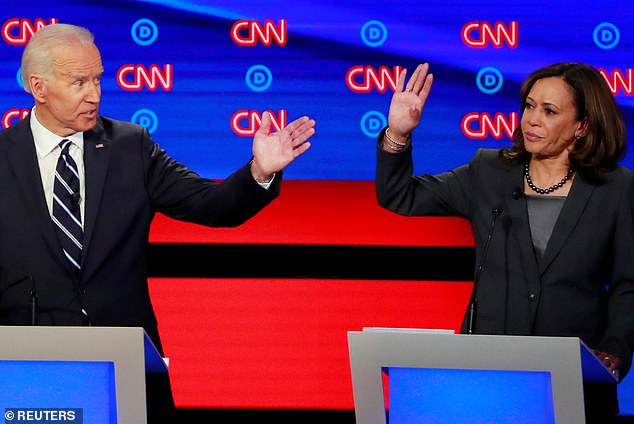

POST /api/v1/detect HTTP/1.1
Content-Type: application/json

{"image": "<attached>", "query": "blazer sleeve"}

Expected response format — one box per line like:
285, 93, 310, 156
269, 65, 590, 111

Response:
376, 130, 487, 220
598, 170, 634, 379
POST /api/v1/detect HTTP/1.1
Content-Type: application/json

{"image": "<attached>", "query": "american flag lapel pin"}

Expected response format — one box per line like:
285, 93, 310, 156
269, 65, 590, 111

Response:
95, 143, 104, 149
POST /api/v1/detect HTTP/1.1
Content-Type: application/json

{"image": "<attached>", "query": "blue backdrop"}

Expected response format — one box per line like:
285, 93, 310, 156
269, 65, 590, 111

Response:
1, 1, 632, 182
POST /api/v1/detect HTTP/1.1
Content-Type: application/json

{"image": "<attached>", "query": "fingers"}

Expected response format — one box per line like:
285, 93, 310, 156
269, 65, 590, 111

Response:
285, 116, 316, 147
284, 115, 313, 134
293, 140, 311, 157
403, 63, 433, 98
596, 350, 622, 375
604, 354, 622, 380
404, 64, 423, 93
258, 113, 315, 148
397, 68, 408, 92
419, 72, 434, 103
292, 127, 315, 147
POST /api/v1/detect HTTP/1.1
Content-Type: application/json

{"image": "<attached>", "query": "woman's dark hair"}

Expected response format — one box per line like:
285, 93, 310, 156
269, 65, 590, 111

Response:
500, 62, 626, 178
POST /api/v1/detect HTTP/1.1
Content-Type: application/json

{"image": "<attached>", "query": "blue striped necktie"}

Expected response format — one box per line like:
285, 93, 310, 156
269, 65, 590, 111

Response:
52, 139, 83, 273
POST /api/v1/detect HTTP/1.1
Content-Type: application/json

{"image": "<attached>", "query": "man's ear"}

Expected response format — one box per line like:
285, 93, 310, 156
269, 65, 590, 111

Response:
29, 75, 46, 102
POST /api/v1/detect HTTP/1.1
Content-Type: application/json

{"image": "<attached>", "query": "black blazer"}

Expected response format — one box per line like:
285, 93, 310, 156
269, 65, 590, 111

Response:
377, 143, 634, 379
0, 114, 279, 352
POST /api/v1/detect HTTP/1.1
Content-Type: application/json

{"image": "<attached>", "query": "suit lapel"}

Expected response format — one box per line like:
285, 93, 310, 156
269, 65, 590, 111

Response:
504, 164, 541, 284
5, 117, 69, 268
539, 175, 593, 275
81, 118, 111, 269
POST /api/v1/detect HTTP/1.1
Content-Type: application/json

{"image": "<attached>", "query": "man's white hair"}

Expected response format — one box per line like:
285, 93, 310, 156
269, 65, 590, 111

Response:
21, 23, 95, 93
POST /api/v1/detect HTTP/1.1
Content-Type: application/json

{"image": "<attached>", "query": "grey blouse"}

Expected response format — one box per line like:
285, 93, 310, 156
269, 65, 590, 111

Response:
526, 194, 566, 262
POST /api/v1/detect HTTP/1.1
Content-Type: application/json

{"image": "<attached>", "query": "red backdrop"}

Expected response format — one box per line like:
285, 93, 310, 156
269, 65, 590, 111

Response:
148, 181, 475, 409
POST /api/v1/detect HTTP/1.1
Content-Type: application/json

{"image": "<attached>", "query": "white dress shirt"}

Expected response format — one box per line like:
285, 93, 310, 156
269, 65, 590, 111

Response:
30, 107, 85, 228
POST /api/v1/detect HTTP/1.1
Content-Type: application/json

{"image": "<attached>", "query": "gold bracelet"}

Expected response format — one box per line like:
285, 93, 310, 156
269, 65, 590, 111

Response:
383, 138, 406, 153
385, 127, 410, 147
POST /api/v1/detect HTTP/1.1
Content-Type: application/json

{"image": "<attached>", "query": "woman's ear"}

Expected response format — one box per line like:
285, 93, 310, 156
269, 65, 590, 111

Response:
575, 116, 589, 138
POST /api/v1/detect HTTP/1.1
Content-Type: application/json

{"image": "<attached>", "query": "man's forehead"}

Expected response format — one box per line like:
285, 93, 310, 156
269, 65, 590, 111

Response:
50, 44, 103, 74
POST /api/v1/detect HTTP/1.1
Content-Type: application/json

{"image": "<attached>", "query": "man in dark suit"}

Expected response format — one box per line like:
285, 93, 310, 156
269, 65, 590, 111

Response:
0, 23, 315, 422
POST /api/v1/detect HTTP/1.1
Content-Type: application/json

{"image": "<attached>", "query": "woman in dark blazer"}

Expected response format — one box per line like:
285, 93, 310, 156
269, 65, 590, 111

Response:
376, 62, 634, 423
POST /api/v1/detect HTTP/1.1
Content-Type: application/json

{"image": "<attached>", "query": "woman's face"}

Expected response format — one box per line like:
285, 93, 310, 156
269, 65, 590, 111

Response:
521, 77, 585, 161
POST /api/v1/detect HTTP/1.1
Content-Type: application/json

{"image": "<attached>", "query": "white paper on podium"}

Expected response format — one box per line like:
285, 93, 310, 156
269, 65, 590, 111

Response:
362, 327, 455, 335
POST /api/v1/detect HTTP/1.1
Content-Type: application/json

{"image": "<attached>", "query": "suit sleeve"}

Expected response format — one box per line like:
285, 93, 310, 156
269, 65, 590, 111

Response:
141, 126, 279, 227
375, 128, 478, 219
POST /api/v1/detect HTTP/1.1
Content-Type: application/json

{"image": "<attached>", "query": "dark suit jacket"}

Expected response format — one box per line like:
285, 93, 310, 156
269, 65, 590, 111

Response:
0, 114, 280, 352
377, 143, 634, 379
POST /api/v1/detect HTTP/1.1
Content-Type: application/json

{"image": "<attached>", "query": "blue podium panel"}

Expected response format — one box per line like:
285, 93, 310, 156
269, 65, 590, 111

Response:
0, 360, 117, 424
387, 367, 554, 424
348, 331, 613, 423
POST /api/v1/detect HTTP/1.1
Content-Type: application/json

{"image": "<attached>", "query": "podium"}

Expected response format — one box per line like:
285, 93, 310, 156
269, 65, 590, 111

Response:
348, 329, 618, 424
0, 326, 168, 424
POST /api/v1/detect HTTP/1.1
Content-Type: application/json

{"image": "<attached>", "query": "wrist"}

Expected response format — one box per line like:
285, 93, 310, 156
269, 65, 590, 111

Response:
249, 159, 275, 183
383, 127, 411, 152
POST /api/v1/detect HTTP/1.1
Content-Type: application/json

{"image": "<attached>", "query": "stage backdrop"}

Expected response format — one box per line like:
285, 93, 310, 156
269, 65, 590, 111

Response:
1, 0, 633, 414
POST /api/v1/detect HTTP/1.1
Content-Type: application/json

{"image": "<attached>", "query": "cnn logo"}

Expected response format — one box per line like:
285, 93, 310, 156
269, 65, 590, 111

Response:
599, 68, 633, 95
231, 20, 287, 47
462, 112, 518, 140
346, 66, 402, 93
2, 18, 58, 45
462, 21, 518, 48
231, 110, 287, 136
117, 64, 173, 91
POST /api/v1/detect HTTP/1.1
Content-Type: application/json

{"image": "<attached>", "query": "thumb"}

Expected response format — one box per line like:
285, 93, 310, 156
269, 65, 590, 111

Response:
257, 111, 272, 135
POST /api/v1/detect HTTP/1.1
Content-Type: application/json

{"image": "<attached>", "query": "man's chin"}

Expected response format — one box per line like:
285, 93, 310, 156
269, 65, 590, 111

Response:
77, 117, 98, 132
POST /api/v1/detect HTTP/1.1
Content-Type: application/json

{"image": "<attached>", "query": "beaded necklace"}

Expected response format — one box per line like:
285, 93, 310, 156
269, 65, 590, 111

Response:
524, 162, 574, 195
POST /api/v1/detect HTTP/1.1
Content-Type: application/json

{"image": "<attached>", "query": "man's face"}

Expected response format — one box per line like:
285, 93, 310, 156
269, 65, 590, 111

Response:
31, 42, 103, 137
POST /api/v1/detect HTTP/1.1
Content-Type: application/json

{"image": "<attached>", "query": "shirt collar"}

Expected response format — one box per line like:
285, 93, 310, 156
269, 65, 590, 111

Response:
30, 107, 84, 158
